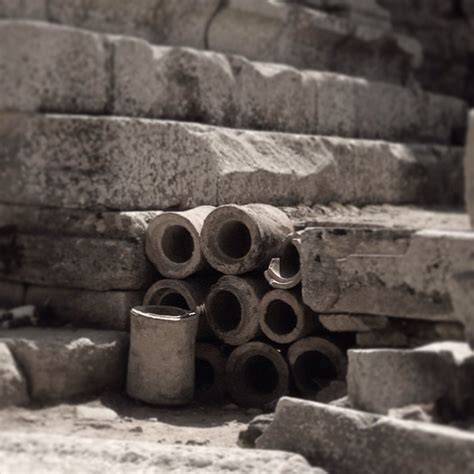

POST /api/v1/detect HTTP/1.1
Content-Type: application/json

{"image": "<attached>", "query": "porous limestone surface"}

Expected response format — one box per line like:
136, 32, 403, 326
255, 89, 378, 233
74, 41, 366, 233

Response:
0, 113, 463, 210
257, 397, 474, 474
0, 431, 322, 473
0, 328, 129, 402
0, 342, 29, 408
347, 342, 474, 414
302, 228, 474, 321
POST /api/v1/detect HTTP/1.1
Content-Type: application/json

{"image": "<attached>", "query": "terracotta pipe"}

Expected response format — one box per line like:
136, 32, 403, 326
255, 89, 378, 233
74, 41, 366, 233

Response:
195, 342, 227, 402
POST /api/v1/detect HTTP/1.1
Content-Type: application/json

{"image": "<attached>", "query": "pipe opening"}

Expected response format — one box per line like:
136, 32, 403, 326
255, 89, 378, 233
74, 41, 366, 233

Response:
293, 350, 337, 393
159, 292, 190, 310
242, 355, 279, 395
217, 220, 252, 259
279, 242, 300, 278
264, 300, 298, 335
209, 290, 242, 332
161, 225, 194, 263
195, 358, 215, 393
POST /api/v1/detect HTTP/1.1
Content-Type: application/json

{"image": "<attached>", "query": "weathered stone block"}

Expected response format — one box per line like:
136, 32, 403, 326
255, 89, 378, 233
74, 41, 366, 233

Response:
0, 431, 321, 473
0, 328, 129, 402
0, 341, 29, 408
319, 314, 389, 332
302, 228, 474, 321
347, 342, 473, 414
0, 113, 463, 210
25, 286, 143, 330
0, 20, 108, 113
257, 397, 474, 474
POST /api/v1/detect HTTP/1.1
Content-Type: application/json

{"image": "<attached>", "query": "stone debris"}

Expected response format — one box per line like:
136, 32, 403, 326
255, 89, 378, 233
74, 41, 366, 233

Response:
0, 342, 29, 408
0, 305, 38, 329
347, 342, 474, 415
0, 431, 322, 473
257, 397, 474, 474
0, 328, 129, 403
75, 405, 119, 422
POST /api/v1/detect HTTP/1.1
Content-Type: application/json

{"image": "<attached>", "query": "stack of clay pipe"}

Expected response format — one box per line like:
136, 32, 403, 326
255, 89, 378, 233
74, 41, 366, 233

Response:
144, 204, 348, 408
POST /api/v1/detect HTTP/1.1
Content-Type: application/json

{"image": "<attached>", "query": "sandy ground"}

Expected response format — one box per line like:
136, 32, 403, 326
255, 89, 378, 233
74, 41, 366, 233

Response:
0, 392, 257, 448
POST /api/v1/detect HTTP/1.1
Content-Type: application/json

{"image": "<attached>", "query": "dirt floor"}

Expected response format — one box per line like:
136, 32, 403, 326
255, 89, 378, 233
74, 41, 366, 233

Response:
0, 392, 257, 448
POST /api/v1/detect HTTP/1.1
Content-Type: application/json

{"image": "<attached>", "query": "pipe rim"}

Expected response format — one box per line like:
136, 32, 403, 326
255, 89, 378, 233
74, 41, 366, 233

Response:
131, 305, 197, 321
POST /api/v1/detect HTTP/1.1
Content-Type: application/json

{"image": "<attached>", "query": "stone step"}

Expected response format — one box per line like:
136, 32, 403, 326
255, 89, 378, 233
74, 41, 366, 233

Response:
0, 328, 128, 403
0, 432, 321, 474
0, 113, 463, 211
0, 1, 420, 85
0, 20, 466, 144
301, 227, 474, 322
0, 205, 160, 290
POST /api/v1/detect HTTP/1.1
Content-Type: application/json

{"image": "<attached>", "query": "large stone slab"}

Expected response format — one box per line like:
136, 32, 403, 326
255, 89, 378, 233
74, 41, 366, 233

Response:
0, 342, 29, 408
1, 21, 465, 144
0, 205, 159, 291
0, 432, 322, 473
0, 328, 128, 402
257, 397, 474, 474
465, 110, 474, 227
0, 20, 108, 113
347, 342, 474, 414
25, 286, 143, 330
0, 113, 462, 210
302, 228, 474, 321
208, 0, 420, 84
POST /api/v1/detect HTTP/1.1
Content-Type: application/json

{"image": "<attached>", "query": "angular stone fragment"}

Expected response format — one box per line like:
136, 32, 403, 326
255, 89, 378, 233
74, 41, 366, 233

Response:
0, 280, 25, 308
0, 342, 29, 408
0, 20, 108, 113
347, 342, 473, 414
0, 431, 321, 473
208, 0, 420, 84
0, 328, 129, 402
302, 228, 474, 321
257, 397, 474, 474
0, 113, 463, 210
319, 314, 389, 332
25, 286, 143, 330
238, 413, 275, 448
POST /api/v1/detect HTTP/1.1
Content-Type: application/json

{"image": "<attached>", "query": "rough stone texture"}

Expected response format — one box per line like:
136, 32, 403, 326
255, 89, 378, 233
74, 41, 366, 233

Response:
347, 342, 474, 414
0, 432, 321, 474
465, 110, 474, 227
319, 314, 390, 332
449, 271, 474, 348
238, 413, 275, 448
0, 280, 25, 308
127, 306, 198, 406
302, 228, 474, 321
208, 0, 420, 84
0, 328, 128, 403
356, 321, 465, 348
0, 20, 108, 113
257, 397, 474, 474
111, 36, 464, 144
0, 342, 29, 408
0, 113, 463, 210
0, 0, 46, 20
0, 233, 156, 291
25, 286, 143, 331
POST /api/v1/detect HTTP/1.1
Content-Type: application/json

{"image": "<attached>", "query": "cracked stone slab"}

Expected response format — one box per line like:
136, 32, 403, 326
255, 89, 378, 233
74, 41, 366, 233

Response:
208, 0, 421, 84
0, 113, 463, 210
0, 328, 129, 402
257, 397, 474, 474
348, 342, 474, 414
0, 432, 323, 474
0, 342, 29, 408
25, 286, 143, 330
302, 228, 474, 321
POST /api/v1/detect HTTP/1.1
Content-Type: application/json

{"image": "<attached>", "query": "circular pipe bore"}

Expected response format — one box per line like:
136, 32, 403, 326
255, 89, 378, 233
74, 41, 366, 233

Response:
226, 342, 289, 407
258, 289, 319, 344
145, 207, 214, 279
279, 240, 300, 279
288, 337, 346, 399
206, 276, 267, 345
201, 205, 294, 275
195, 343, 226, 402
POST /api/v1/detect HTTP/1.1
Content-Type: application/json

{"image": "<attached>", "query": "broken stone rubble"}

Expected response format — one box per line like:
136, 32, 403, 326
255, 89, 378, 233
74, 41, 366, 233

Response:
0, 342, 29, 408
